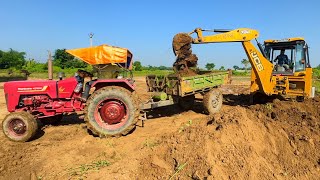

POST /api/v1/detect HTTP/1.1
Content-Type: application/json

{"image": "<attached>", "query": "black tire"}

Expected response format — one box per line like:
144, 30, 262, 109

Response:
2, 112, 38, 142
296, 96, 305, 102
178, 95, 195, 110
84, 86, 140, 137
203, 89, 223, 115
40, 114, 63, 125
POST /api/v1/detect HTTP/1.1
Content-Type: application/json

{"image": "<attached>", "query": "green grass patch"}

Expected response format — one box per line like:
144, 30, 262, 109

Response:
178, 120, 193, 133
232, 70, 250, 76
133, 70, 173, 77
68, 160, 111, 177
313, 68, 320, 79
169, 162, 188, 180
142, 138, 160, 148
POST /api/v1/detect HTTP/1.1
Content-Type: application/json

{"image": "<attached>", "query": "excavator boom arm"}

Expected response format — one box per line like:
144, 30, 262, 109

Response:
191, 28, 274, 94
192, 28, 259, 43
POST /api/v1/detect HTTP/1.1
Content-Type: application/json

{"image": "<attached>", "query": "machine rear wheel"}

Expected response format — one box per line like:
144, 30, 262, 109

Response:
203, 89, 223, 115
84, 86, 139, 137
2, 112, 38, 142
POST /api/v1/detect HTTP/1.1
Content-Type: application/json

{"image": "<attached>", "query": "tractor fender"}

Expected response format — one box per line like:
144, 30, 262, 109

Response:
91, 79, 135, 92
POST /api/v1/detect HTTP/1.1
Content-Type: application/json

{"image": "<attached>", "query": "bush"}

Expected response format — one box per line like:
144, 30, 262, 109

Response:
313, 68, 320, 79
232, 70, 250, 76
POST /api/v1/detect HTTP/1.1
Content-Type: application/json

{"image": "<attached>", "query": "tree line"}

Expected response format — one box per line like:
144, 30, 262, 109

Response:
2, 48, 320, 75
133, 61, 172, 71
205, 59, 250, 71
0, 48, 173, 73
0, 48, 89, 73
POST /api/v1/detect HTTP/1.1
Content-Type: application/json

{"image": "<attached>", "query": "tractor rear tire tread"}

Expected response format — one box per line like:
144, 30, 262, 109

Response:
84, 86, 139, 137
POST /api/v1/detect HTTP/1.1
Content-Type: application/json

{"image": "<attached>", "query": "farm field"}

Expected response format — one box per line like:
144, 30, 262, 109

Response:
0, 77, 319, 179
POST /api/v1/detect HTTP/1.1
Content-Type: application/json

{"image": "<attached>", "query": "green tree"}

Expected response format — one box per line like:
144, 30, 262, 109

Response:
219, 66, 225, 70
133, 61, 142, 71
0, 49, 26, 69
53, 49, 87, 69
233, 65, 240, 70
205, 63, 215, 70
241, 59, 250, 72
23, 59, 47, 72
159, 65, 170, 70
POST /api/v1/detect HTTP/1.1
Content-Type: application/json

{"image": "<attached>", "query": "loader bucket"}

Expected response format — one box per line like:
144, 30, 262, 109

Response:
66, 44, 133, 70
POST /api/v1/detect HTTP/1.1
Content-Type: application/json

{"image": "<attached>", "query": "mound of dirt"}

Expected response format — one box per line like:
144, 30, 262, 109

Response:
172, 33, 198, 76
138, 97, 320, 179
0, 79, 319, 179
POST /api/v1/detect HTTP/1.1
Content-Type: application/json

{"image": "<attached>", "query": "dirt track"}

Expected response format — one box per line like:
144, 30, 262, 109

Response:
0, 78, 320, 179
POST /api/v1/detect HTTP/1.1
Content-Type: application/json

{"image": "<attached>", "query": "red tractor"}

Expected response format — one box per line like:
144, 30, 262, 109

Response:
2, 45, 140, 142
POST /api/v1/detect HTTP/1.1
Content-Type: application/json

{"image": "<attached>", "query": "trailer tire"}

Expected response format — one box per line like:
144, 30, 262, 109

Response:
178, 95, 195, 110
84, 86, 139, 137
203, 89, 223, 115
2, 112, 38, 142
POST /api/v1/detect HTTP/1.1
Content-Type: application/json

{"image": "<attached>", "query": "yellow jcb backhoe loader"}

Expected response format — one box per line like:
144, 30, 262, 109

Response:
188, 28, 314, 100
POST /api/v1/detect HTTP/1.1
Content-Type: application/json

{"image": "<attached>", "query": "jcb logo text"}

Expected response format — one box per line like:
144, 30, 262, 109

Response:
251, 51, 264, 72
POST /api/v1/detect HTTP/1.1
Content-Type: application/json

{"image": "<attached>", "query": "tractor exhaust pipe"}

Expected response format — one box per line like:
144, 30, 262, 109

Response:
48, 50, 53, 80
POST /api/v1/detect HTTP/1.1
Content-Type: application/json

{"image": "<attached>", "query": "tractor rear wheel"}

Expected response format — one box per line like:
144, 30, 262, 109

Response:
203, 89, 223, 115
84, 86, 139, 137
2, 112, 38, 142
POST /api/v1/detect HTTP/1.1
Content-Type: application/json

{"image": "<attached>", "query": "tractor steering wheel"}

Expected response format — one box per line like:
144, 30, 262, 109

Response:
77, 69, 93, 78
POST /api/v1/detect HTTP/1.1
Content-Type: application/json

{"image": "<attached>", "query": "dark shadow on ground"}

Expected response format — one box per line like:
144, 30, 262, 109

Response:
58, 113, 85, 126
223, 93, 282, 107
31, 128, 45, 141
38, 113, 85, 128
35, 114, 86, 139
144, 101, 205, 120
223, 94, 252, 107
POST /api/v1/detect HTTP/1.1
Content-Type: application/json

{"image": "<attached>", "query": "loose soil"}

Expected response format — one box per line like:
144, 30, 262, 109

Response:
172, 33, 198, 76
0, 78, 319, 180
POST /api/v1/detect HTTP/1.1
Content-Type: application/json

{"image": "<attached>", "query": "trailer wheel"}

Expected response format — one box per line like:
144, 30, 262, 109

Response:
40, 114, 63, 125
178, 95, 195, 110
203, 89, 223, 115
2, 112, 38, 142
84, 86, 139, 137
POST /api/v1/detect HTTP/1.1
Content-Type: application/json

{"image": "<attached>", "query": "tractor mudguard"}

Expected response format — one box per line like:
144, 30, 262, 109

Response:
57, 77, 78, 98
91, 79, 135, 92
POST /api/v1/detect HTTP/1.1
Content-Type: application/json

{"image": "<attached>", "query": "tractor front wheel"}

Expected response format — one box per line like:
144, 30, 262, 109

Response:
84, 86, 139, 137
203, 89, 223, 115
2, 112, 38, 142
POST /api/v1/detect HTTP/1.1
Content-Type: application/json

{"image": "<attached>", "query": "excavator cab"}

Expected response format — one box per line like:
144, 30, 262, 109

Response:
264, 38, 310, 75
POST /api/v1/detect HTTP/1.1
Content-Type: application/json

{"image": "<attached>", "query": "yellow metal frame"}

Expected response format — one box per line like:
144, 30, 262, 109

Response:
190, 28, 313, 98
